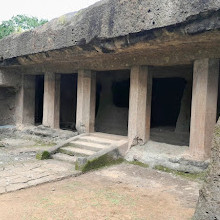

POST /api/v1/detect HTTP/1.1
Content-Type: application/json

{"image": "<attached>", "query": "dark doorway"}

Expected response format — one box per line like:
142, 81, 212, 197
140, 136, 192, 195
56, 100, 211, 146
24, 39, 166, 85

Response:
60, 74, 77, 131
95, 70, 130, 136
35, 75, 44, 125
150, 77, 190, 146
151, 78, 186, 128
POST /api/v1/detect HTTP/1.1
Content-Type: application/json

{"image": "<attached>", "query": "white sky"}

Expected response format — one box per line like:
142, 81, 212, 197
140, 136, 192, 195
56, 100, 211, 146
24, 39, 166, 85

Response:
0, 0, 100, 23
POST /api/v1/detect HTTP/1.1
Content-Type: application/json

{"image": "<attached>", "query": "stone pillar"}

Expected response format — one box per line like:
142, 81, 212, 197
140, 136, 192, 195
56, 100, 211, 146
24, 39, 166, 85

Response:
189, 59, 219, 159
42, 73, 60, 129
76, 70, 96, 133
128, 66, 152, 147
175, 80, 192, 133
16, 74, 35, 126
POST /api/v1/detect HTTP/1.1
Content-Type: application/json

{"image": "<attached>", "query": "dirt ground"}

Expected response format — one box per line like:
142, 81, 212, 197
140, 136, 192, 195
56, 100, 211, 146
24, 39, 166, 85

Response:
0, 163, 200, 220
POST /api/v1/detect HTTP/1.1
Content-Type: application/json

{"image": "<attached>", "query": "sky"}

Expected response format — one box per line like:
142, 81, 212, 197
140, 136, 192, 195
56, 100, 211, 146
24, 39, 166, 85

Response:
0, 0, 100, 23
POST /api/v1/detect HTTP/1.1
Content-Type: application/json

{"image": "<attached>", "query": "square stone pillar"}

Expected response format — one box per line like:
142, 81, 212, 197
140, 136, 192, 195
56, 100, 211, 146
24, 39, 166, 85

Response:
128, 66, 152, 147
43, 73, 60, 129
76, 70, 96, 133
190, 59, 219, 159
16, 74, 35, 126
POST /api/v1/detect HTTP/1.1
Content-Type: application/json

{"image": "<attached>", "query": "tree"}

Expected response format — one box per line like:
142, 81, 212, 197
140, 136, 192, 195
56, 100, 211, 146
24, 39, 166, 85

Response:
0, 15, 48, 39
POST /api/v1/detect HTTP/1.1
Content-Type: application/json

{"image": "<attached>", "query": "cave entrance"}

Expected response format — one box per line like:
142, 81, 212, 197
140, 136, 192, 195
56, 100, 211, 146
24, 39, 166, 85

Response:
60, 74, 77, 131
35, 75, 44, 125
95, 70, 130, 136
150, 77, 191, 146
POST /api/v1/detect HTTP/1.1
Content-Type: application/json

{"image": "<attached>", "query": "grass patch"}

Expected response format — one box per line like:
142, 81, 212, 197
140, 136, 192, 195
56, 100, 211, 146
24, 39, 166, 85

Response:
154, 165, 207, 181
128, 161, 149, 168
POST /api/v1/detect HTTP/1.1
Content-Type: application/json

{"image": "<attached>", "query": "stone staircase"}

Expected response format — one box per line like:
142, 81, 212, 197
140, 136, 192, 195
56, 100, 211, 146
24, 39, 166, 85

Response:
51, 133, 128, 166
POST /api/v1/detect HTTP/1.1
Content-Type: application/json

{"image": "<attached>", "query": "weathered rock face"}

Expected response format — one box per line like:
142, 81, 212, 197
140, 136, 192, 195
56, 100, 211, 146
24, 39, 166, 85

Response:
0, 71, 21, 88
193, 118, 220, 220
0, 0, 219, 60
0, 71, 20, 125
0, 88, 16, 125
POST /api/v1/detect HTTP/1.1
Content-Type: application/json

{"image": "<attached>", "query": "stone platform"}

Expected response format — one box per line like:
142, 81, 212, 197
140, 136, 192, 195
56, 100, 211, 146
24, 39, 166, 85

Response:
0, 159, 80, 194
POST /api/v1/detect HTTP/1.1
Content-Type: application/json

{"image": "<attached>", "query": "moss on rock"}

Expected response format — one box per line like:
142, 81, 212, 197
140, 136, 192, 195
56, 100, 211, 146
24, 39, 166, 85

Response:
154, 165, 207, 181
128, 161, 149, 168
36, 151, 50, 160
76, 154, 124, 173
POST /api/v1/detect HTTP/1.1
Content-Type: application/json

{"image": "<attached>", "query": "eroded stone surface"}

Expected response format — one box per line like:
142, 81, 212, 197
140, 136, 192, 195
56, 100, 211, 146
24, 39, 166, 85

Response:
193, 119, 220, 219
0, 0, 219, 62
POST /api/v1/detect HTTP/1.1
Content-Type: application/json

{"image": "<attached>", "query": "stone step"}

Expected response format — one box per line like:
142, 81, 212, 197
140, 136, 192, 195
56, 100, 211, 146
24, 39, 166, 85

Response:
59, 146, 95, 157
52, 153, 77, 164
79, 136, 114, 145
69, 140, 109, 151
90, 132, 128, 141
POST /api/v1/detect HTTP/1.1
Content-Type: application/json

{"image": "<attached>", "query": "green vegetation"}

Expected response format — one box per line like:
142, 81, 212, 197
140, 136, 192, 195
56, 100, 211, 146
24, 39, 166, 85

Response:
36, 151, 51, 160
128, 161, 149, 168
76, 154, 124, 172
0, 15, 48, 39
154, 165, 207, 181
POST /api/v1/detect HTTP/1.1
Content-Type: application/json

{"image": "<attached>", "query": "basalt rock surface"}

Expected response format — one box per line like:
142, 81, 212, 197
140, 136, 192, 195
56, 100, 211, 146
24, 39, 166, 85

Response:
193, 118, 220, 220
0, 0, 219, 60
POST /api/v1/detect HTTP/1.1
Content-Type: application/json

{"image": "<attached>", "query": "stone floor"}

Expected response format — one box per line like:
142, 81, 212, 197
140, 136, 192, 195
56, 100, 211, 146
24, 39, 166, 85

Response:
126, 140, 209, 173
150, 127, 190, 146
0, 127, 79, 194
0, 126, 203, 196
0, 159, 80, 194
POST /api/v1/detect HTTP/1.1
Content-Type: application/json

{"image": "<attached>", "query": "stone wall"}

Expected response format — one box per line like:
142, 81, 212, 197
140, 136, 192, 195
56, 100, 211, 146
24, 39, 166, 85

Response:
0, 87, 16, 125
0, 71, 21, 88
193, 118, 220, 219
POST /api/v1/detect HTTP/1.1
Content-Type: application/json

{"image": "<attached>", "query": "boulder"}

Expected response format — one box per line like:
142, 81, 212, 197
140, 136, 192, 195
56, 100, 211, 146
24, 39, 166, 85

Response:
193, 118, 220, 220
